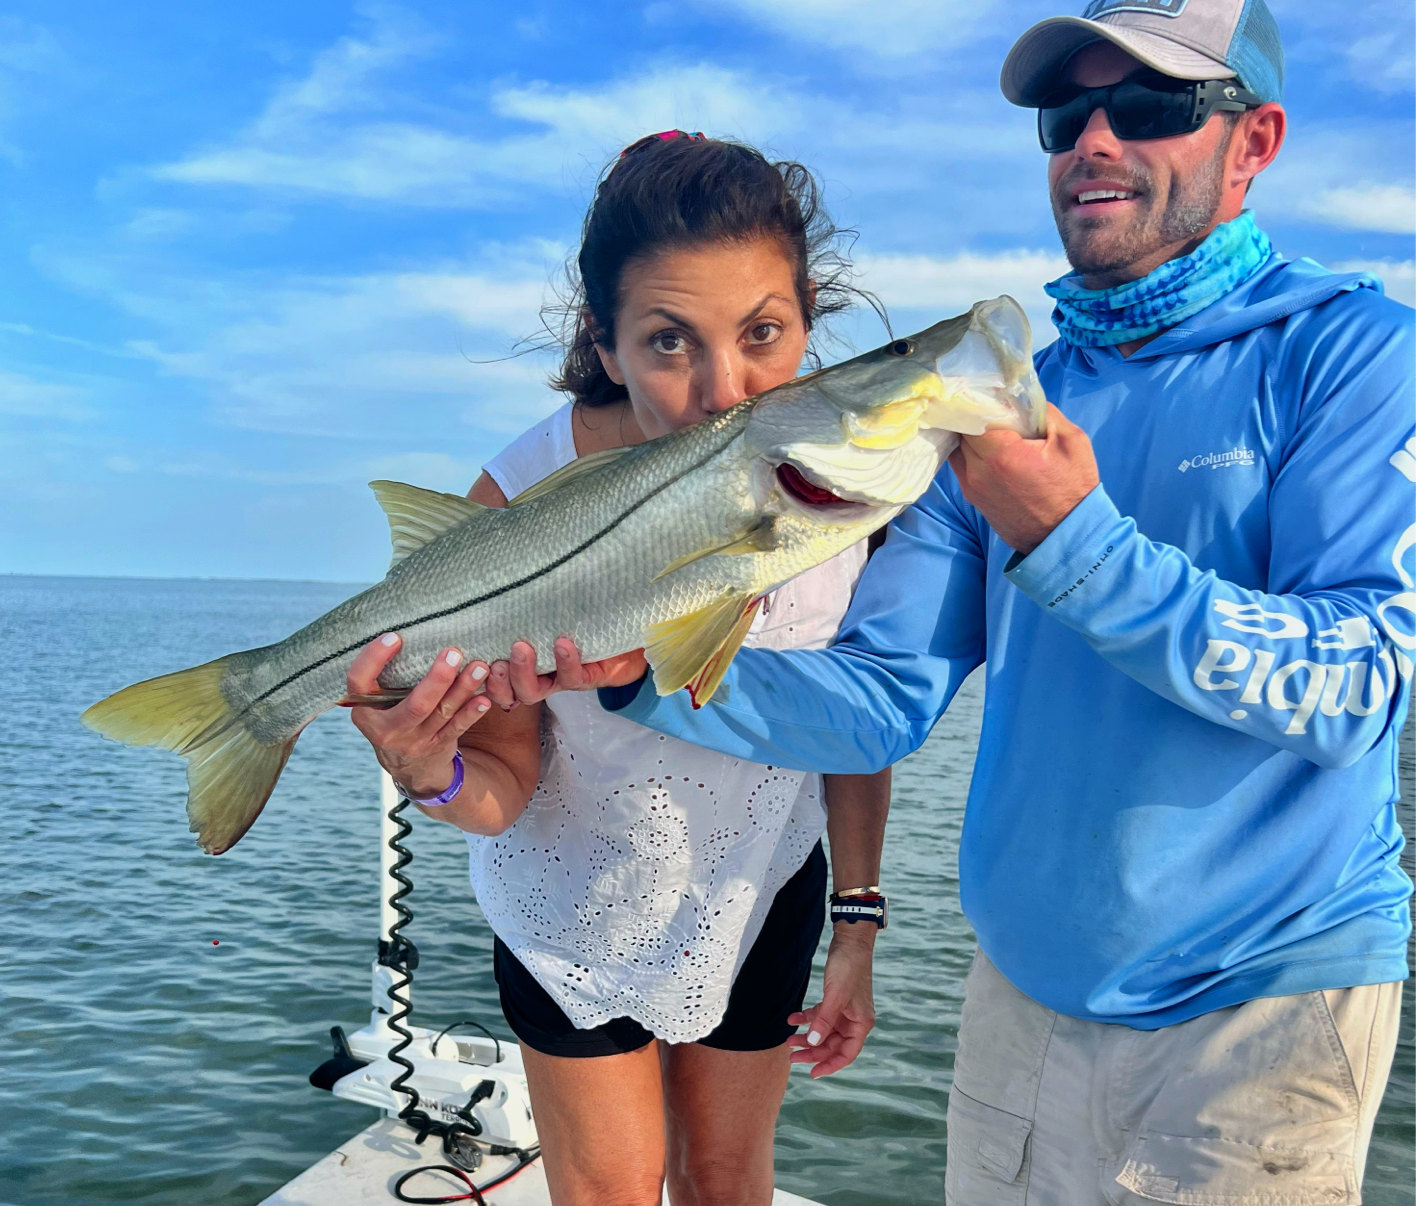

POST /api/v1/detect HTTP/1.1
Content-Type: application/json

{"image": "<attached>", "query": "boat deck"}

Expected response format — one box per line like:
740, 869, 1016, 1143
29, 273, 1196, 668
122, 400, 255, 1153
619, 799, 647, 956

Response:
261, 1118, 822, 1205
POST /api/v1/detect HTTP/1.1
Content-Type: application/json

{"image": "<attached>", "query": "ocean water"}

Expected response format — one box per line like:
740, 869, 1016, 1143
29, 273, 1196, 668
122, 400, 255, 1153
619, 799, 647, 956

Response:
0, 574, 1410, 1206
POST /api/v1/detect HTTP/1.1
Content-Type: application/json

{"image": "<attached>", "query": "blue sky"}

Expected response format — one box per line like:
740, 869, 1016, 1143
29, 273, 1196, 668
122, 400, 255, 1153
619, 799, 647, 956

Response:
3, 0, 1412, 581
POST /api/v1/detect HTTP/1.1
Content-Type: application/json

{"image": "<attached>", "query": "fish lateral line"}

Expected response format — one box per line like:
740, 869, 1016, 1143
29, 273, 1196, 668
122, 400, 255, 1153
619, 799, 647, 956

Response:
241, 435, 738, 713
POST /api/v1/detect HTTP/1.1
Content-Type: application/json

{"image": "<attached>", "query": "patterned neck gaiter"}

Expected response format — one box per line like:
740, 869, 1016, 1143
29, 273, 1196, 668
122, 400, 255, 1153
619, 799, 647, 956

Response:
1045, 211, 1273, 348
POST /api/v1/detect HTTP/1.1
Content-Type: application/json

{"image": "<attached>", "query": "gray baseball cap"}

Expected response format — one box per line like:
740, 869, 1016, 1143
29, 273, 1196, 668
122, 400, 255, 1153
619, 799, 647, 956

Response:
1001, 0, 1284, 107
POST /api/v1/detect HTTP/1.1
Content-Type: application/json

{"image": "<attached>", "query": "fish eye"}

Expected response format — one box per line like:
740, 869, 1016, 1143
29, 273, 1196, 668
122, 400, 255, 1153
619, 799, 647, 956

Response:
888, 339, 915, 356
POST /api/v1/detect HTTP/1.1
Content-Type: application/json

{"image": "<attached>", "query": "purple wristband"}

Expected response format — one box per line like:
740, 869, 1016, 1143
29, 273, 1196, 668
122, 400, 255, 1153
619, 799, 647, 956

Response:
398, 749, 464, 806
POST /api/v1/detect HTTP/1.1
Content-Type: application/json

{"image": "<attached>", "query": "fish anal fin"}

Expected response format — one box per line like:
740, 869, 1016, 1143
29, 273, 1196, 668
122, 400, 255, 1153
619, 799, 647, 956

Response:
81, 656, 298, 854
336, 690, 413, 709
644, 591, 760, 702
369, 480, 486, 567
687, 596, 763, 708
651, 519, 779, 584
506, 445, 635, 507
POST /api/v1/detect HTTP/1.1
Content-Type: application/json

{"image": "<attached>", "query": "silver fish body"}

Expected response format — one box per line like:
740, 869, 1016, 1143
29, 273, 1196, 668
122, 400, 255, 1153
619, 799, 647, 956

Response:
83, 296, 1046, 852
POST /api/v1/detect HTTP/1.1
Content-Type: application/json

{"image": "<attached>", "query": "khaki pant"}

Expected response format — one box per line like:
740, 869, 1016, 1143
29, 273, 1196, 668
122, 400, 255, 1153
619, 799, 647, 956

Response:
946, 951, 1402, 1206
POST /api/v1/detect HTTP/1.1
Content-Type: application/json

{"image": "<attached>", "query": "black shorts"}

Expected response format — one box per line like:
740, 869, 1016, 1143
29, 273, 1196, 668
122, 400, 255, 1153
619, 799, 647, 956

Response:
494, 841, 827, 1057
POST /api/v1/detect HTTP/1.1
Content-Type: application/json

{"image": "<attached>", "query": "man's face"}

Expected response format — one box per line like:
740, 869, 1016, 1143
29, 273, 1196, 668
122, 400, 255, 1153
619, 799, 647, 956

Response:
1048, 41, 1235, 282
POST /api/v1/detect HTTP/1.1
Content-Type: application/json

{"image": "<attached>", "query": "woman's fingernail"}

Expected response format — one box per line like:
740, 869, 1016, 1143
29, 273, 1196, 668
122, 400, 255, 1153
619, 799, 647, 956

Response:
807, 1030, 822, 1046
512, 645, 529, 663
476, 698, 491, 711
380, 633, 399, 647
446, 649, 462, 667
470, 664, 487, 681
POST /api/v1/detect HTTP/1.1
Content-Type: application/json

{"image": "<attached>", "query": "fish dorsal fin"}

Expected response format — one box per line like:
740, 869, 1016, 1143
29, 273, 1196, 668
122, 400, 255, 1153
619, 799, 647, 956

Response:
506, 445, 635, 507
369, 480, 486, 566
644, 590, 763, 708
651, 518, 779, 584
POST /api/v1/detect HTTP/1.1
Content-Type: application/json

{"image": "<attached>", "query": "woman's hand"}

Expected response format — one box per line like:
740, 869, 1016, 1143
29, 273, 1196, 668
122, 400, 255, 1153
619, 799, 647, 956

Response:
483, 638, 648, 709
347, 632, 492, 797
787, 926, 877, 1078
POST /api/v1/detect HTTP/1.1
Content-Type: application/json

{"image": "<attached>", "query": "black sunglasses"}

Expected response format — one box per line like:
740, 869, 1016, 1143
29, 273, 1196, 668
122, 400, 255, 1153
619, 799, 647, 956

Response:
1038, 71, 1262, 154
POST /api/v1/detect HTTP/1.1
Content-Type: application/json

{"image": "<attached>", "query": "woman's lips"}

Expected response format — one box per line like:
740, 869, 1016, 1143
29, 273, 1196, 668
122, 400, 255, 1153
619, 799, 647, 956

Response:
776, 462, 851, 506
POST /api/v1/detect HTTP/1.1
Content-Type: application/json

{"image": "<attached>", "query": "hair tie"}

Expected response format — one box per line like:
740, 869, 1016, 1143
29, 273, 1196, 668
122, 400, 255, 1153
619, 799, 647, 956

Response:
618, 130, 705, 159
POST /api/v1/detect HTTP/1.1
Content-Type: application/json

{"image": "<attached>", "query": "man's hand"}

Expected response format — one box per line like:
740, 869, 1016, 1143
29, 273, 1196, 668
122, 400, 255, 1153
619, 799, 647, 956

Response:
949, 403, 1099, 557
483, 638, 648, 709
787, 926, 876, 1078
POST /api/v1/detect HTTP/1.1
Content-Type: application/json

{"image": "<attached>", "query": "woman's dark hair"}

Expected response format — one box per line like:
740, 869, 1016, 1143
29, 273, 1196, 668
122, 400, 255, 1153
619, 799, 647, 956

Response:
546, 133, 876, 407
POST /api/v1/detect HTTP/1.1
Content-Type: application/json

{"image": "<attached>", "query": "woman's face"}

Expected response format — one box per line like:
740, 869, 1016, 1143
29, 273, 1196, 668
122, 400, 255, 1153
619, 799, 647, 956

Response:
595, 237, 810, 439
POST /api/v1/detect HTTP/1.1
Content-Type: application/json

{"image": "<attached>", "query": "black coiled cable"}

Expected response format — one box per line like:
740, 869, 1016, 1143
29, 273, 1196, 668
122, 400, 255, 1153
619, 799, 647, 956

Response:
382, 793, 485, 1171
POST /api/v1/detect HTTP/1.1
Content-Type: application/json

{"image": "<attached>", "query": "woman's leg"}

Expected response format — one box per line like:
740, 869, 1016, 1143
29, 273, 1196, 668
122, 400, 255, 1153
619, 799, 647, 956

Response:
521, 1039, 668, 1206
661, 1040, 791, 1206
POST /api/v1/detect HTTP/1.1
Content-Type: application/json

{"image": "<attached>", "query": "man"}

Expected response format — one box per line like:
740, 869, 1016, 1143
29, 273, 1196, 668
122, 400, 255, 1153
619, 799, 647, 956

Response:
493, 0, 1415, 1200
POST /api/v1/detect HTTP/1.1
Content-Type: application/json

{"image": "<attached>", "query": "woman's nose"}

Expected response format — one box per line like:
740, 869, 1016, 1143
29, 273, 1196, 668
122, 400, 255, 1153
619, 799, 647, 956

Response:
1072, 105, 1123, 159
697, 348, 748, 414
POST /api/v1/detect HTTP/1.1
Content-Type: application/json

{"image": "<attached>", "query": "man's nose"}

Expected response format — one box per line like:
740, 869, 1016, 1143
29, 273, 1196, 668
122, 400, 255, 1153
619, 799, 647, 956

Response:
1071, 105, 1123, 159
697, 348, 748, 414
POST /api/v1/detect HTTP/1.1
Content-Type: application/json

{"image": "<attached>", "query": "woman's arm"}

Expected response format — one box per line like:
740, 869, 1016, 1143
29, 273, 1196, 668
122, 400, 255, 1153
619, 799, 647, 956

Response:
788, 768, 891, 1077
346, 469, 544, 836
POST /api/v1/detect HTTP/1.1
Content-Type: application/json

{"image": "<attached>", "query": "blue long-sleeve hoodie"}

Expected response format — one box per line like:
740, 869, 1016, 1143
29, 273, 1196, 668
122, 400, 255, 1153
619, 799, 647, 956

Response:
604, 255, 1416, 1028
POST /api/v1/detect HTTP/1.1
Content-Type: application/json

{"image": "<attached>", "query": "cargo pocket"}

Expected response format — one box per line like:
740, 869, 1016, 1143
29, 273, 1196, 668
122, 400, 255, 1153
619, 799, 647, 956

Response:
1114, 1133, 1358, 1205
1109, 989, 1363, 1205
945, 1088, 1033, 1206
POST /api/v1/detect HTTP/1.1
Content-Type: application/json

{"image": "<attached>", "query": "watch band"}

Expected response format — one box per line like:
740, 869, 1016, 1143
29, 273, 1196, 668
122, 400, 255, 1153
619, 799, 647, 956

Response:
830, 890, 888, 929
395, 749, 464, 806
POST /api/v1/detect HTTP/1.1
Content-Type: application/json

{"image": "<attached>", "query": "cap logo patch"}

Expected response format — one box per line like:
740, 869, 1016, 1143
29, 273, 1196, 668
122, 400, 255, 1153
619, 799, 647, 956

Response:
1082, 0, 1188, 18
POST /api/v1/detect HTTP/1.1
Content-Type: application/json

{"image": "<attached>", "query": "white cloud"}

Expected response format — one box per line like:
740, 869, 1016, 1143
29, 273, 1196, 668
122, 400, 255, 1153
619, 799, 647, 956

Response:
1331, 259, 1415, 309
706, 0, 998, 58
0, 371, 93, 420
856, 248, 1068, 344
1303, 186, 1415, 236
153, 7, 803, 206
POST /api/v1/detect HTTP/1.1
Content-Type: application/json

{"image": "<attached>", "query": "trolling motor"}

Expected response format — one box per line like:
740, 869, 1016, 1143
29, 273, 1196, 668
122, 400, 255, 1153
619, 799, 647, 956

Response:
308, 771, 539, 1185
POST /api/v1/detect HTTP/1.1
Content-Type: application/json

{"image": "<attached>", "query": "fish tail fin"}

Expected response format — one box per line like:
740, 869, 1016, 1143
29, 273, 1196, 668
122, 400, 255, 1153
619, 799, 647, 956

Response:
81, 658, 296, 855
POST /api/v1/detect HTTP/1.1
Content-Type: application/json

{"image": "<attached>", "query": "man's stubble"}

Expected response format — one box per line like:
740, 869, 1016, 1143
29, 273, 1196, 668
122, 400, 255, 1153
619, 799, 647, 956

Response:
1051, 122, 1233, 278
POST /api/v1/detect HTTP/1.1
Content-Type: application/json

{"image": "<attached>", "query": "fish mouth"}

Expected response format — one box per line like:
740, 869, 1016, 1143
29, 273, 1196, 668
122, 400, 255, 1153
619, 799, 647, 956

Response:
775, 462, 859, 509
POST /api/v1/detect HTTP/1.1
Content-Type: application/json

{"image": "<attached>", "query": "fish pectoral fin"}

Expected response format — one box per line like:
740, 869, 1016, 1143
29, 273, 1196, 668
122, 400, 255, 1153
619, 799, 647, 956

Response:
651, 519, 779, 583
369, 480, 487, 567
644, 591, 763, 707
81, 656, 296, 855
506, 445, 636, 507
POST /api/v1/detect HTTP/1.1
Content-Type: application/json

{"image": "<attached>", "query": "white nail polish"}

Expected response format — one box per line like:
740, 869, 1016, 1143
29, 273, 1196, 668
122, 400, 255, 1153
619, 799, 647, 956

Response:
477, 698, 490, 710
446, 650, 462, 667
807, 1030, 822, 1046
470, 665, 487, 681
380, 633, 398, 646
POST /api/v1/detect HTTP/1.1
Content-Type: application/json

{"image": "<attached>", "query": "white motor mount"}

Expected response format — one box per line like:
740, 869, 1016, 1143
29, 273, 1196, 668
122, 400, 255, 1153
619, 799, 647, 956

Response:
330, 1009, 538, 1153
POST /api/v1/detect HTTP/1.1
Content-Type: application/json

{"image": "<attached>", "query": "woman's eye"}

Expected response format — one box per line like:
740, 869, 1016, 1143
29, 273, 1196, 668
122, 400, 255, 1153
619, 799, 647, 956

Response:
651, 331, 687, 355
747, 322, 781, 345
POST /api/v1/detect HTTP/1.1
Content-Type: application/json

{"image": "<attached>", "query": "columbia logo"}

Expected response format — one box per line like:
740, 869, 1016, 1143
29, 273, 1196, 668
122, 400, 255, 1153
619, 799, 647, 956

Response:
1179, 447, 1255, 473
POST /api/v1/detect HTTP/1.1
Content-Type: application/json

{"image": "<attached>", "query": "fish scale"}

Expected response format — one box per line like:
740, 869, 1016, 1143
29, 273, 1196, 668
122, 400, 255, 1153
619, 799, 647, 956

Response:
81, 296, 1046, 854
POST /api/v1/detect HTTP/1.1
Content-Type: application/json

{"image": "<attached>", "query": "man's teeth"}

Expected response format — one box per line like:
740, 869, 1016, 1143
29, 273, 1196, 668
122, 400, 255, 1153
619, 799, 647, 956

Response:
1078, 189, 1136, 204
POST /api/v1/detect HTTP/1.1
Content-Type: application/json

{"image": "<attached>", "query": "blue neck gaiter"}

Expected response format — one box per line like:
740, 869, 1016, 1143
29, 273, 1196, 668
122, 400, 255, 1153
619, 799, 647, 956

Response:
1045, 211, 1273, 347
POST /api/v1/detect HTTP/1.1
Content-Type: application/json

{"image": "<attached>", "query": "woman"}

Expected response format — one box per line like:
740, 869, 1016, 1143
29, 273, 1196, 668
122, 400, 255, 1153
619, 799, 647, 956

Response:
345, 131, 889, 1206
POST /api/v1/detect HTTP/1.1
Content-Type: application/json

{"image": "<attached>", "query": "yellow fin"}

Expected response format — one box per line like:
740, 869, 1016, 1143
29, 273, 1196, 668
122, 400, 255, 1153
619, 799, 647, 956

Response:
369, 481, 486, 567
506, 445, 634, 507
645, 591, 761, 703
651, 519, 779, 583
685, 596, 763, 708
81, 657, 297, 855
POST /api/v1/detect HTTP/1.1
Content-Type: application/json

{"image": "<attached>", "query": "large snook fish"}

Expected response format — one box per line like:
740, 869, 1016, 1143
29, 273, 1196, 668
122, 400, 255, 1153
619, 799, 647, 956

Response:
83, 296, 1046, 853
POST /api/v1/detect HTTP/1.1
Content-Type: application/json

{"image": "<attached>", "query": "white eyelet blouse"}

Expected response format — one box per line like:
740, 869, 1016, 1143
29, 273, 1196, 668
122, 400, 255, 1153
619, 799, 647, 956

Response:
469, 402, 866, 1043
